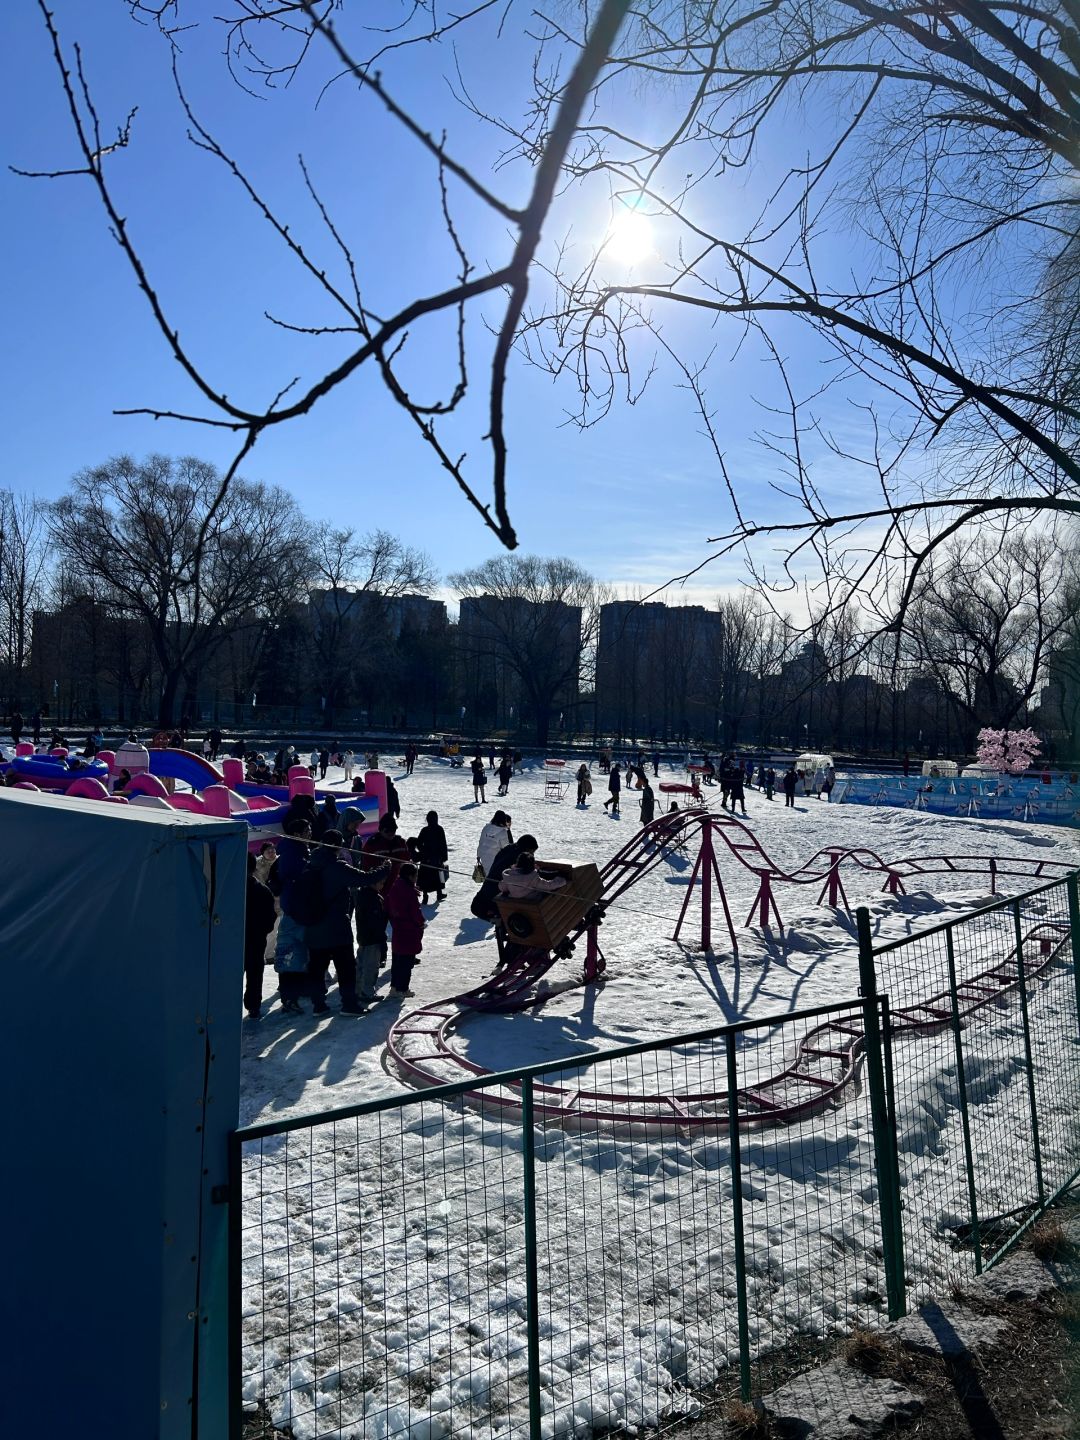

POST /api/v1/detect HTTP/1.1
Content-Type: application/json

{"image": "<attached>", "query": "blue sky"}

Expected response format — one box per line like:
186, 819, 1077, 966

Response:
1, 1, 901, 606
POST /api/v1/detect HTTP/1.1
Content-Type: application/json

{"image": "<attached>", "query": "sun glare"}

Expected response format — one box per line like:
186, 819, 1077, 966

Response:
604, 209, 654, 268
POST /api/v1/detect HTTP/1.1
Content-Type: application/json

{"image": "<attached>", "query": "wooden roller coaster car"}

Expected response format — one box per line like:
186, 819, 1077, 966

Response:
494, 860, 603, 949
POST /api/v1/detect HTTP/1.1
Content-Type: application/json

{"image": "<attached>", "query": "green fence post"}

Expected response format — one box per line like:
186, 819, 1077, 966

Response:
1067, 873, 1080, 1043
521, 1077, 543, 1438
1012, 900, 1047, 1209
856, 907, 907, 1319
943, 927, 983, 1275
227, 1130, 243, 1440
725, 1032, 752, 1403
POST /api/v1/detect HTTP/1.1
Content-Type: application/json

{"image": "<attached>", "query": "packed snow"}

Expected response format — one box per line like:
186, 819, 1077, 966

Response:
238, 756, 1079, 1439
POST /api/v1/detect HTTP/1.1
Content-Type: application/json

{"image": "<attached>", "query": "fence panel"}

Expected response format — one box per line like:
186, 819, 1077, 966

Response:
233, 1001, 889, 1438
232, 871, 1080, 1437
861, 870, 1080, 1292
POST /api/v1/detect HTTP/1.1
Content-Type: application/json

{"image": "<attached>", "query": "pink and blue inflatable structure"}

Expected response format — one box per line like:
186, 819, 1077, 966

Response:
1, 743, 384, 843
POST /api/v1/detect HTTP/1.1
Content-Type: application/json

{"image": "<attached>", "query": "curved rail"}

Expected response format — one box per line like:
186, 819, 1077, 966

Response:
388, 920, 1070, 1127
386, 810, 1075, 1127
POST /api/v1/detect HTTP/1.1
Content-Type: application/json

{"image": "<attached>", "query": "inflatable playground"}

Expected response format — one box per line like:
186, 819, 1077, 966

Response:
385, 804, 1077, 1127
0, 742, 384, 842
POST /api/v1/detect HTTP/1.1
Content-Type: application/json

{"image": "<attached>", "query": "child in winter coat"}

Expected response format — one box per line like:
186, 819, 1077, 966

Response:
497, 852, 567, 901
385, 864, 426, 997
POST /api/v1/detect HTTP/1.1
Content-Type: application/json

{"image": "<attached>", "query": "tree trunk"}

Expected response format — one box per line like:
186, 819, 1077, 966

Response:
157, 669, 182, 728
534, 703, 551, 747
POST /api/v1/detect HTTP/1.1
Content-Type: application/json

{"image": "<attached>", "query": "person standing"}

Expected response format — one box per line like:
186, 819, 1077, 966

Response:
272, 818, 320, 1014
476, 810, 513, 879
244, 853, 278, 1020
31, 710, 41, 745
318, 747, 330, 780
342, 749, 355, 783
497, 754, 513, 796
651, 748, 661, 778
10, 710, 23, 746
718, 755, 733, 808
471, 755, 488, 803
362, 814, 409, 880
821, 763, 836, 802
639, 778, 656, 825
354, 879, 388, 1004
416, 810, 448, 903
386, 774, 402, 823
312, 794, 340, 841
576, 763, 591, 807
604, 763, 622, 815
304, 831, 390, 1014
385, 864, 426, 997
308, 748, 319, 779
782, 765, 798, 808
902, 753, 911, 778
729, 768, 747, 815
765, 767, 776, 801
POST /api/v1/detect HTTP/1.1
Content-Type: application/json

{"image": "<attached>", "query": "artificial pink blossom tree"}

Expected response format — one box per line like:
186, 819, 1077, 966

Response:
975, 727, 1042, 775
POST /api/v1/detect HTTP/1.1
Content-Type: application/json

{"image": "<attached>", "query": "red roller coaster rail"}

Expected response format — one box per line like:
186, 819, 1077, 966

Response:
385, 810, 1076, 1128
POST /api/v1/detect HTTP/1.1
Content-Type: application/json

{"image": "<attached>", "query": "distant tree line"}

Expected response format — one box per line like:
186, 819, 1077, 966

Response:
1, 457, 1077, 760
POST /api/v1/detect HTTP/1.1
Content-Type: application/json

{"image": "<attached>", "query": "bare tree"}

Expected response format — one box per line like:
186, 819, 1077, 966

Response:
0, 490, 51, 714
451, 555, 602, 746
50, 454, 311, 726
306, 528, 435, 726
904, 528, 1072, 750
18, 0, 1079, 635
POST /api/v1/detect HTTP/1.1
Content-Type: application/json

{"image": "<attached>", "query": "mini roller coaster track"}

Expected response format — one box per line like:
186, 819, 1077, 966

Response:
385, 809, 1076, 1129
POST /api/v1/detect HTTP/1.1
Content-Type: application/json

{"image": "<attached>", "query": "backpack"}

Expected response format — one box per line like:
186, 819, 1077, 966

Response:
284, 866, 329, 927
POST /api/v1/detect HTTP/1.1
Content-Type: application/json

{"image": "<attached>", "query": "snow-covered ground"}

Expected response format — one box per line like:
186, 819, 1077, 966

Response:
238, 757, 1079, 1439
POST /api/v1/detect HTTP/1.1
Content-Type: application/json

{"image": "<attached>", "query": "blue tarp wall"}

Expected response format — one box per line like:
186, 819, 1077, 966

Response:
1, 789, 245, 1439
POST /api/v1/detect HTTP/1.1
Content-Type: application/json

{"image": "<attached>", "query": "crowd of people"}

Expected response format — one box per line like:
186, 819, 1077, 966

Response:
245, 755, 587, 1018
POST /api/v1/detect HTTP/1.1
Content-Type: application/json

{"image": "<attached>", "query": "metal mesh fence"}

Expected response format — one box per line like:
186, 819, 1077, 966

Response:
864, 871, 1080, 1294
231, 873, 1080, 1438
232, 1000, 889, 1438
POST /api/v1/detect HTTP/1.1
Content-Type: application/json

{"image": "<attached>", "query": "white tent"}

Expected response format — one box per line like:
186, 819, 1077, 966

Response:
796, 752, 834, 794
921, 759, 958, 777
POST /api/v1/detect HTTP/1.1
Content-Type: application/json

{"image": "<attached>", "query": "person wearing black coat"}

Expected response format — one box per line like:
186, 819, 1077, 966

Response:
354, 883, 389, 1004
639, 781, 656, 825
782, 766, 798, 807
603, 764, 621, 814
470, 833, 539, 921
244, 853, 278, 1019
304, 831, 390, 1014
311, 794, 340, 841
386, 776, 402, 822
416, 810, 449, 902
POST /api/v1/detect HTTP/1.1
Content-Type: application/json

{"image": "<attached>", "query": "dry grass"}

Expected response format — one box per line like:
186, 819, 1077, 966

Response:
723, 1398, 767, 1437
842, 1325, 893, 1374
1029, 1217, 1077, 1264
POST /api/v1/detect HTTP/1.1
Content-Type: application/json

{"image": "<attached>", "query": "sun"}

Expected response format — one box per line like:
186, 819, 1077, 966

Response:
604, 209, 654, 268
